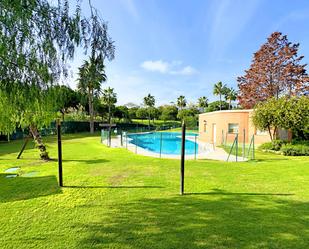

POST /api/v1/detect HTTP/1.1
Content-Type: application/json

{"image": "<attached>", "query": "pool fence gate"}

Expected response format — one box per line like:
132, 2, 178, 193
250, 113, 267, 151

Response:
222, 128, 255, 162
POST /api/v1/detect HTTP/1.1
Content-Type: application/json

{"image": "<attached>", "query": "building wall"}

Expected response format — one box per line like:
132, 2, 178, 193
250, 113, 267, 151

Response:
248, 111, 271, 144
198, 110, 272, 145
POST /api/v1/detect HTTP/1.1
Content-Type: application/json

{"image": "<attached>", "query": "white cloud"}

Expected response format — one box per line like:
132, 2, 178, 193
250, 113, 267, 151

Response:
141, 60, 198, 75
171, 66, 198, 75
141, 60, 170, 73
105, 70, 204, 106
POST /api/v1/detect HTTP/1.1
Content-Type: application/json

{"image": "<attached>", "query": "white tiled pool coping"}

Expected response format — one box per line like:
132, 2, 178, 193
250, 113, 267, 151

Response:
106, 135, 247, 162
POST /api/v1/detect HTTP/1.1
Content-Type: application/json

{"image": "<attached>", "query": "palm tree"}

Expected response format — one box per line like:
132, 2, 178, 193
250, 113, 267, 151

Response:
177, 95, 187, 110
197, 96, 208, 112
224, 88, 237, 110
143, 94, 155, 129
213, 81, 227, 110
102, 87, 117, 146
77, 57, 106, 133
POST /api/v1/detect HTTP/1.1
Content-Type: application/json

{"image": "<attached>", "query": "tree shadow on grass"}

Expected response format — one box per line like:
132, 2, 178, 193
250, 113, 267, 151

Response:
186, 188, 294, 196
76, 191, 309, 249
249, 158, 290, 162
0, 132, 100, 158
0, 174, 61, 203
44, 132, 101, 144
0, 139, 34, 157
62, 159, 110, 164
64, 185, 164, 189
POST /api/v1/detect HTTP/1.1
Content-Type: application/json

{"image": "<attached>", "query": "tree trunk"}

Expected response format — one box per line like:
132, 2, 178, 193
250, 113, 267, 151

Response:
268, 126, 273, 141
61, 110, 65, 122
219, 94, 222, 110
29, 125, 50, 160
89, 88, 94, 133
148, 110, 150, 130
229, 99, 231, 110
272, 127, 278, 140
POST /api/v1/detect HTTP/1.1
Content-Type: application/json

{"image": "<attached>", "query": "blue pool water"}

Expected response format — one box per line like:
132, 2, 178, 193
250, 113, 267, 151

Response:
127, 132, 198, 155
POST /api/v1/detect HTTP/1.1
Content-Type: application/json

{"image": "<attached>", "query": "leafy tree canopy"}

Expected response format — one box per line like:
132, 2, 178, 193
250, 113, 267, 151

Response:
253, 96, 309, 141
205, 101, 229, 112
159, 105, 178, 121
177, 95, 186, 109
0, 0, 115, 135
238, 32, 309, 108
0, 0, 115, 159
136, 108, 148, 120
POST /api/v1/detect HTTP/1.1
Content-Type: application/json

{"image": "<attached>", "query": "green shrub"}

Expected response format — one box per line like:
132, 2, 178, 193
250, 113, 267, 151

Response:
259, 142, 274, 150
291, 140, 309, 146
259, 140, 286, 151
281, 144, 309, 156
272, 140, 286, 150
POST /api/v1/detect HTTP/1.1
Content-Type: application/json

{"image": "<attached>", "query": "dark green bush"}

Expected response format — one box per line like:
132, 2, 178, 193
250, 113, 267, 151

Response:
281, 144, 309, 156
259, 140, 286, 151
291, 140, 309, 146
259, 142, 274, 150
260, 139, 309, 156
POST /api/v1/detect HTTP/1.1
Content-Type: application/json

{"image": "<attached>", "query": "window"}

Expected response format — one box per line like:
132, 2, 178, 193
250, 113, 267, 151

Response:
228, 123, 239, 134
203, 120, 207, 132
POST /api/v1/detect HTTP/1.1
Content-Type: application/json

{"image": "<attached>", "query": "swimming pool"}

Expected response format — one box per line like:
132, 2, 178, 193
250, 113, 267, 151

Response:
127, 132, 198, 155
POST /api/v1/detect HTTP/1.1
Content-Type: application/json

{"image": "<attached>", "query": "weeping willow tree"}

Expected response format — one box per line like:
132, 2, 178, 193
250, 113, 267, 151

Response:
0, 85, 58, 159
0, 0, 115, 159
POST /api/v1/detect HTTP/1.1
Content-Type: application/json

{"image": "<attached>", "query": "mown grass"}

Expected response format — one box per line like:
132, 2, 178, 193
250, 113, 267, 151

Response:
0, 133, 308, 249
169, 127, 199, 133
131, 119, 181, 126
221, 142, 255, 160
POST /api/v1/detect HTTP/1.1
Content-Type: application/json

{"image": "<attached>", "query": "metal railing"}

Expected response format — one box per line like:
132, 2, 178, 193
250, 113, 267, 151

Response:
101, 129, 203, 159
223, 129, 255, 162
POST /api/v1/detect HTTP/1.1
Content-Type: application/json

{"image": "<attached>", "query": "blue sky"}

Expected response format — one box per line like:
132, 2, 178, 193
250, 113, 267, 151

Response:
68, 0, 309, 106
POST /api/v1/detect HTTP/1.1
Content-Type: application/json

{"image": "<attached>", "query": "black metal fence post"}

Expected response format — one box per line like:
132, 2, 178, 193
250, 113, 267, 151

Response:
252, 135, 255, 160
126, 132, 128, 149
108, 127, 111, 147
226, 136, 236, 162
159, 133, 163, 158
180, 122, 186, 195
243, 129, 246, 159
57, 120, 63, 187
194, 134, 197, 160
135, 134, 137, 154
120, 129, 123, 147
235, 133, 238, 162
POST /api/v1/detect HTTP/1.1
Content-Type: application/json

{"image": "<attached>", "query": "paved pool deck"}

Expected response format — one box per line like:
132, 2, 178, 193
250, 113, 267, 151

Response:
105, 136, 247, 162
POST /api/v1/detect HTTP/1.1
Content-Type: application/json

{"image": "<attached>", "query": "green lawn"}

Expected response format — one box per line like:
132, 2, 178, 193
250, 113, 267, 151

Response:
169, 127, 199, 133
0, 133, 308, 249
131, 119, 181, 127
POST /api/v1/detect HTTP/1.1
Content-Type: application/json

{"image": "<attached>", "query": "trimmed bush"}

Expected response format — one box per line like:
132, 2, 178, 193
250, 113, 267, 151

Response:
259, 142, 274, 150
259, 140, 286, 151
281, 144, 309, 156
291, 140, 309, 146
